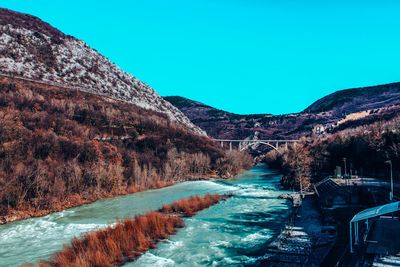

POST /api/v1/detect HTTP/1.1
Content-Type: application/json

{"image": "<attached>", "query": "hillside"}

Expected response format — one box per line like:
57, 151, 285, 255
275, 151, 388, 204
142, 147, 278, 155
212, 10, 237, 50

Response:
0, 8, 205, 135
303, 82, 400, 115
0, 77, 252, 224
165, 83, 400, 141
164, 96, 335, 140
0, 9, 253, 223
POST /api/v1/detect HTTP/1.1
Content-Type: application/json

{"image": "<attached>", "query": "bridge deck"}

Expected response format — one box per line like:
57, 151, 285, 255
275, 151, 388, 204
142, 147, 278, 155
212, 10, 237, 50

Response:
213, 139, 299, 142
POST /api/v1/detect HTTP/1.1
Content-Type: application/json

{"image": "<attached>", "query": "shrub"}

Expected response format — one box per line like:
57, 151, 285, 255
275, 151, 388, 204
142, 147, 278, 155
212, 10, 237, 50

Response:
78, 142, 100, 164
58, 138, 79, 160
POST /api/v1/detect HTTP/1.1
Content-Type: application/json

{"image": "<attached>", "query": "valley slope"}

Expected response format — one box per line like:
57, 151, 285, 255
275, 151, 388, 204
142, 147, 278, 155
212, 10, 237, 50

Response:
0, 8, 205, 135
164, 82, 400, 140
0, 9, 252, 224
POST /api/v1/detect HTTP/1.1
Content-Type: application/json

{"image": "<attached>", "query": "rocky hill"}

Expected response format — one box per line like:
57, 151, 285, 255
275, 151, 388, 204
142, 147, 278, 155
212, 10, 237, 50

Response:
164, 82, 400, 140
0, 8, 205, 135
304, 82, 400, 115
163, 96, 330, 140
0, 8, 256, 223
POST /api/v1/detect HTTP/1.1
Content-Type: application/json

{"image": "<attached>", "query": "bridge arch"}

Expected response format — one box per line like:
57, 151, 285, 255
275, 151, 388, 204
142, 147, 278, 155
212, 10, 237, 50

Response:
239, 141, 281, 152
214, 139, 297, 152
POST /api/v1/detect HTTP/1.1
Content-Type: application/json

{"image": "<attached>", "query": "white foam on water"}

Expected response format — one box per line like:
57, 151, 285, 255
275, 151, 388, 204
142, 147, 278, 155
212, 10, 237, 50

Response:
64, 223, 107, 236
211, 256, 241, 267
210, 240, 232, 248
234, 183, 278, 198
0, 218, 109, 267
241, 232, 272, 243
237, 184, 256, 189
238, 189, 273, 198
133, 253, 175, 267
164, 240, 184, 250
195, 180, 239, 192
182, 226, 195, 238
48, 209, 75, 220
0, 219, 59, 243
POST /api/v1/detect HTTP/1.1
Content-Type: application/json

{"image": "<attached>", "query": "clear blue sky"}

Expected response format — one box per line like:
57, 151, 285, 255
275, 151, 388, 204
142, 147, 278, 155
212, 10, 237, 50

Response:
2, 1, 400, 114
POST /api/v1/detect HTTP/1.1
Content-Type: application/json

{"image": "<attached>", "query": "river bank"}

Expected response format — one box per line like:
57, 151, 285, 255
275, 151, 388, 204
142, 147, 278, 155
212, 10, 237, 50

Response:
0, 164, 291, 267
0, 171, 230, 225
0, 180, 175, 225
39, 194, 229, 267
257, 194, 336, 266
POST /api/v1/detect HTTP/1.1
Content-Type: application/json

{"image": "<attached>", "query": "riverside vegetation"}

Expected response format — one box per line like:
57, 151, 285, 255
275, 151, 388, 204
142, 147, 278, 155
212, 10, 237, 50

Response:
31, 194, 228, 267
265, 116, 400, 189
0, 77, 253, 223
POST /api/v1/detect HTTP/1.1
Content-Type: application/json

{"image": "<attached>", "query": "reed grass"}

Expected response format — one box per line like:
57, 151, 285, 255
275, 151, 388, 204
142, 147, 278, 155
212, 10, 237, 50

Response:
36, 194, 229, 267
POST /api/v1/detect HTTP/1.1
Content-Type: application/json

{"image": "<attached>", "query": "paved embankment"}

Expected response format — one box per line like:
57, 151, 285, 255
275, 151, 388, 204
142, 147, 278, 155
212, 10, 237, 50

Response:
257, 195, 336, 266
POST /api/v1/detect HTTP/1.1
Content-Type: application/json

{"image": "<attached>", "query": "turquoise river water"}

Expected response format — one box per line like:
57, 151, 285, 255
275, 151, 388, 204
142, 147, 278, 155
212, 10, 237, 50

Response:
0, 164, 291, 267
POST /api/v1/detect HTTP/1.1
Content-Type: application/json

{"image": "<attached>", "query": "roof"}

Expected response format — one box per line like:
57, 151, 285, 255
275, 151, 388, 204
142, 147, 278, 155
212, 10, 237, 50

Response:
351, 201, 400, 223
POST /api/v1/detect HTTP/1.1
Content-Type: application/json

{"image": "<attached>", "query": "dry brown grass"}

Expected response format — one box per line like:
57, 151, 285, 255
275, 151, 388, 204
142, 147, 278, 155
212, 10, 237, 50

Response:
39, 212, 182, 267
37, 194, 229, 267
159, 194, 225, 216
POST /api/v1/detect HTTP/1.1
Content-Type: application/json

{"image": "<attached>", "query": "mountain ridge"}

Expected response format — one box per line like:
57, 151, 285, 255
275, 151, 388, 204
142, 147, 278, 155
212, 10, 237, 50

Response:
0, 8, 205, 135
164, 81, 400, 140
303, 81, 400, 115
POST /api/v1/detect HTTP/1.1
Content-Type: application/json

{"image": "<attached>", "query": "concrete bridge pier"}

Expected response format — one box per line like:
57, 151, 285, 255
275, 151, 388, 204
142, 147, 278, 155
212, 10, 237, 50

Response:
229, 142, 232, 151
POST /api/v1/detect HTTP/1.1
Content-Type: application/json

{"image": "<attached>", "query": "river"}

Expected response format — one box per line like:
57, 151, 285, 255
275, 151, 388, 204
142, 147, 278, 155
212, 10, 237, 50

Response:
0, 164, 291, 267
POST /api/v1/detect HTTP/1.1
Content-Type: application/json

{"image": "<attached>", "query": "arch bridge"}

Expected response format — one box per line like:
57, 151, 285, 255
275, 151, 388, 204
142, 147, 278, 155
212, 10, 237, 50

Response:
213, 139, 298, 152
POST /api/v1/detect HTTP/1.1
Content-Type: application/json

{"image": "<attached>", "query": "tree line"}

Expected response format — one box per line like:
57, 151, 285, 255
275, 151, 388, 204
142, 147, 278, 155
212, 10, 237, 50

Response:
265, 116, 400, 189
0, 79, 253, 221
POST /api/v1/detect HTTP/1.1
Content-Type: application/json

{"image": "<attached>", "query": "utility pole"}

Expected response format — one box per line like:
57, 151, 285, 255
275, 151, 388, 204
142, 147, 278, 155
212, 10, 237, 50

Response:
343, 157, 347, 185
385, 160, 393, 201
350, 163, 353, 176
